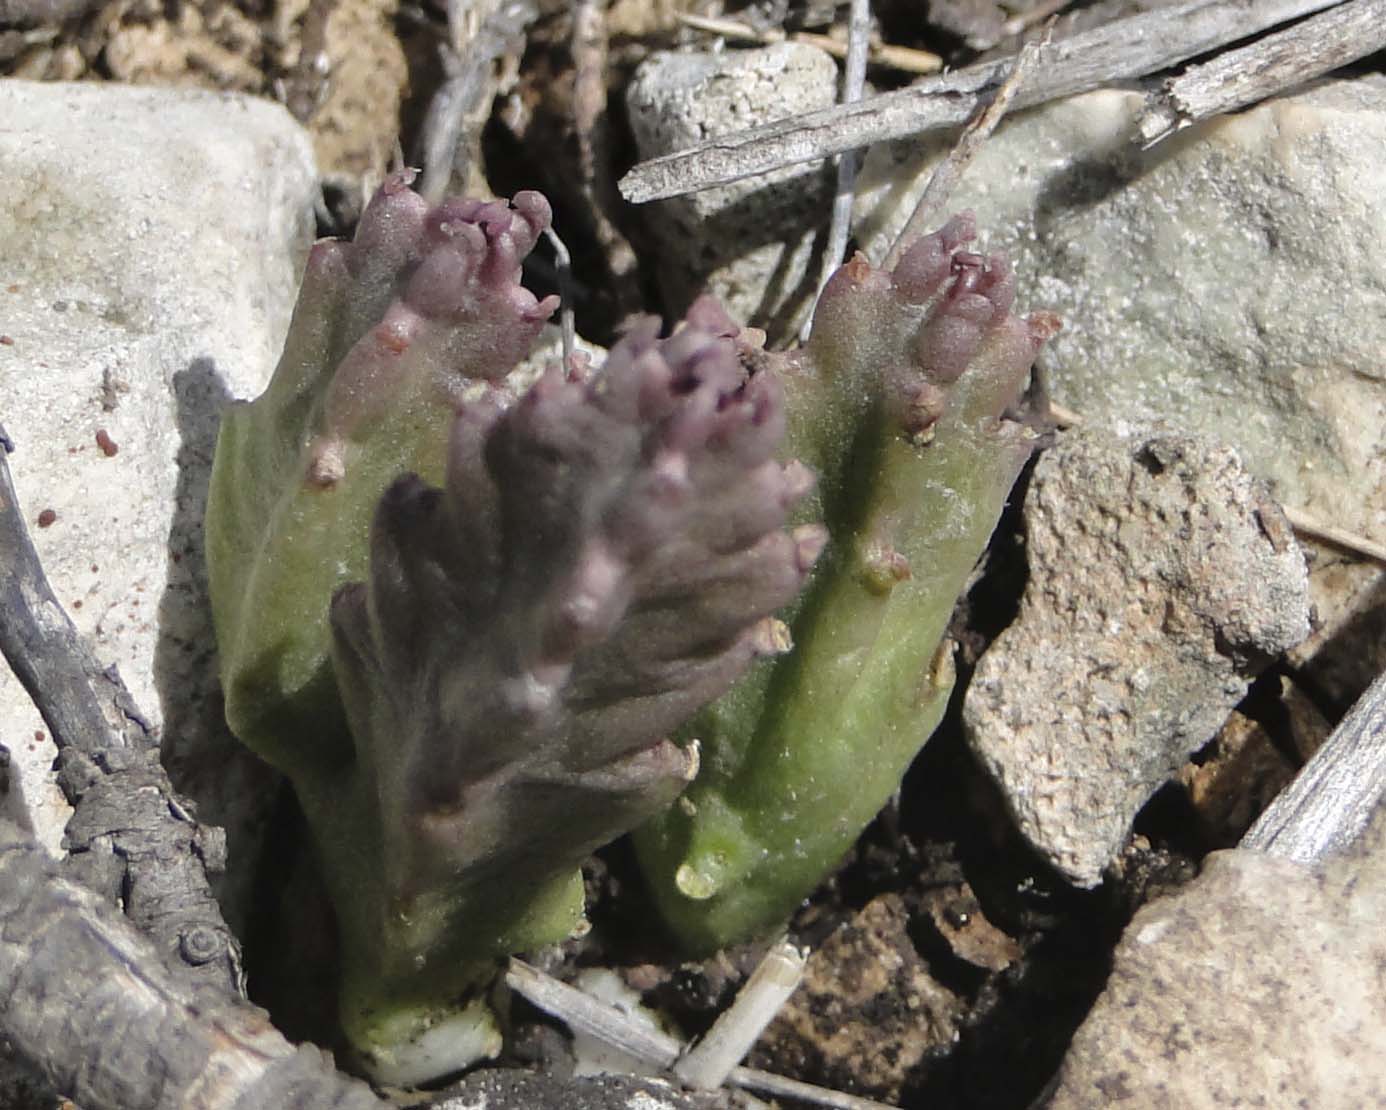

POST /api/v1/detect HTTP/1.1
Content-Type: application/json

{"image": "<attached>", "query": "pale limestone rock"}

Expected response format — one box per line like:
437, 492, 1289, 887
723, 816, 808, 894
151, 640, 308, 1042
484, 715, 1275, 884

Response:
0, 81, 316, 913
1046, 804, 1386, 1108
626, 43, 836, 344
964, 430, 1309, 886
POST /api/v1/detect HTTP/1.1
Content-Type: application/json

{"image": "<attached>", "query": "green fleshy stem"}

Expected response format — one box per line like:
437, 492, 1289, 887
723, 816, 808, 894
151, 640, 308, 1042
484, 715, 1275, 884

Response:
635, 230, 1055, 953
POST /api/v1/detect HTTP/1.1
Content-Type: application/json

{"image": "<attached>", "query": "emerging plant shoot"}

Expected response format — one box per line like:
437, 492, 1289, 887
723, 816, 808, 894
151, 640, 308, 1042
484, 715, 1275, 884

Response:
208, 170, 1052, 1078
634, 216, 1059, 952
206, 175, 820, 1080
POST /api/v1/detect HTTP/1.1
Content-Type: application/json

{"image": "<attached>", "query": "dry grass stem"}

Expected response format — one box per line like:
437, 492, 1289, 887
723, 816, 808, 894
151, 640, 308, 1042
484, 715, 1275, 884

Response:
882, 31, 1044, 270
675, 12, 942, 76
801, 0, 872, 342
506, 957, 897, 1109
674, 941, 807, 1089
1243, 670, 1386, 862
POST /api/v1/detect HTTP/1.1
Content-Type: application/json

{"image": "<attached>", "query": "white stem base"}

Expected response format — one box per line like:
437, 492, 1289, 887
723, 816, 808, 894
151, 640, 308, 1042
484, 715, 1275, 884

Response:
354, 995, 502, 1087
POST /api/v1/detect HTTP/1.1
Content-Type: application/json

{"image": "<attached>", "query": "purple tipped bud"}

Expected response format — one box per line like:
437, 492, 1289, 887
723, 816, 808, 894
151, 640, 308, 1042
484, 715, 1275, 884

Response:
916, 258, 1012, 383
683, 295, 741, 338
509, 191, 553, 257
546, 540, 629, 659
978, 254, 1017, 316
404, 242, 481, 318
892, 212, 978, 303
474, 200, 514, 238
350, 176, 430, 276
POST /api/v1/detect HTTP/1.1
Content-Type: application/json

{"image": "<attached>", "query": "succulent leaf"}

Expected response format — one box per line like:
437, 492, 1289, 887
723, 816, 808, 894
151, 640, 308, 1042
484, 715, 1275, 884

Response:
634, 216, 1059, 953
206, 171, 559, 774
327, 315, 819, 1074
207, 173, 1051, 1074
206, 175, 819, 1080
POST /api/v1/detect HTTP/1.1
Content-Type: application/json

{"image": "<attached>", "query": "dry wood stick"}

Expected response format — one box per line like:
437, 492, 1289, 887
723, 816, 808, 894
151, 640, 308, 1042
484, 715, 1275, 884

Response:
0, 423, 242, 995
1281, 506, 1386, 566
506, 958, 898, 1110
0, 819, 387, 1110
620, 0, 1345, 204
1242, 670, 1386, 864
674, 941, 806, 1089
417, 0, 536, 204
1138, 0, 1386, 144
675, 12, 943, 76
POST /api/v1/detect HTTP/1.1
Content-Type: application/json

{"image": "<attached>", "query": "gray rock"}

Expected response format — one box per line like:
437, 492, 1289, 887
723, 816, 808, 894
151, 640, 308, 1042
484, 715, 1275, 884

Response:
626, 43, 836, 344
1045, 803, 1386, 1108
0, 80, 317, 920
964, 430, 1310, 886
856, 78, 1386, 702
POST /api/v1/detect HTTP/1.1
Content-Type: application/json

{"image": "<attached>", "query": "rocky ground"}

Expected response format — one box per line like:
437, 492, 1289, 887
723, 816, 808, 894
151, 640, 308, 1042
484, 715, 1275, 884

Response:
2, 2, 1385, 1108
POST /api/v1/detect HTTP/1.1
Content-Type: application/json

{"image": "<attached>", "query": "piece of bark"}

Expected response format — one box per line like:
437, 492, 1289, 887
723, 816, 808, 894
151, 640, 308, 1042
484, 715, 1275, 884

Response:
619, 0, 1343, 203
0, 423, 240, 994
1137, 0, 1386, 143
0, 819, 387, 1110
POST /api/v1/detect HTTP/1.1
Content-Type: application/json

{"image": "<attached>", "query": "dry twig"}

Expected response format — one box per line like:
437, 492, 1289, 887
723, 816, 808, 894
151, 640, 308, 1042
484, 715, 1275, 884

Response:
621, 0, 1346, 204
506, 957, 898, 1110
417, 0, 538, 204
674, 941, 806, 1089
801, 0, 872, 342
676, 12, 942, 76
1138, 0, 1386, 144
0, 423, 242, 996
1279, 506, 1386, 567
0, 819, 386, 1110
1243, 670, 1386, 863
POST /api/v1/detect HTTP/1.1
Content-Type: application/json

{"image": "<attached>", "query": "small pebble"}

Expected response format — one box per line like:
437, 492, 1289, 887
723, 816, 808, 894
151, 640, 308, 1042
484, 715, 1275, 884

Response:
36, 509, 57, 527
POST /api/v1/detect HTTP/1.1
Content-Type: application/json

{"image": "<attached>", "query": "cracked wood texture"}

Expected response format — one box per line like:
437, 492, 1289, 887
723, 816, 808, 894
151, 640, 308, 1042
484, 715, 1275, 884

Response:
0, 819, 386, 1110
0, 424, 242, 996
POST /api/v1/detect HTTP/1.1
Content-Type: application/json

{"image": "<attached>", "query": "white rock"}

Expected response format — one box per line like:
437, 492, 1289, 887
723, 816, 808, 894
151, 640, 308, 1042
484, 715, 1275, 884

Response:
0, 80, 316, 905
856, 78, 1386, 699
626, 43, 837, 344
1046, 805, 1386, 1107
963, 430, 1310, 886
